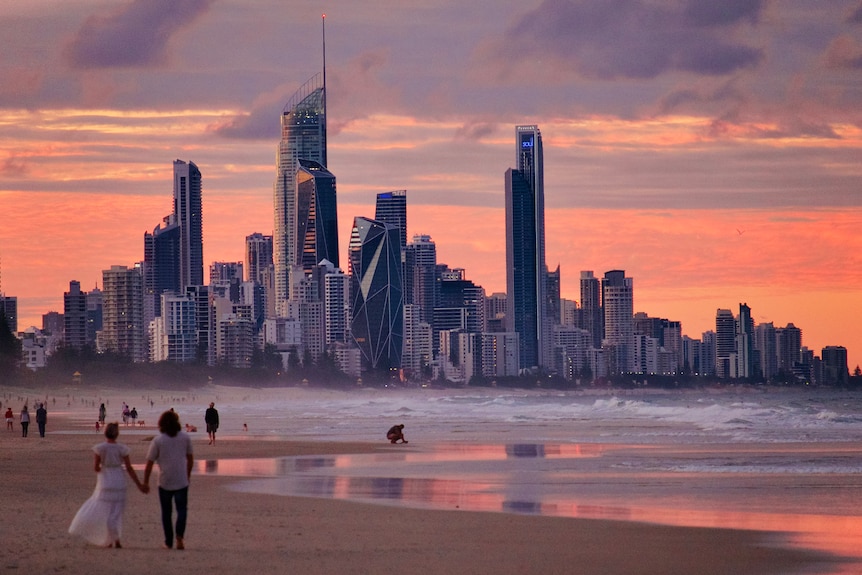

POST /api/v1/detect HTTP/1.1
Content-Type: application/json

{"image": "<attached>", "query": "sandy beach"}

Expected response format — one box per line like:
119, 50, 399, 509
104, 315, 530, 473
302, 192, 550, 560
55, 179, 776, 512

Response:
0, 407, 844, 575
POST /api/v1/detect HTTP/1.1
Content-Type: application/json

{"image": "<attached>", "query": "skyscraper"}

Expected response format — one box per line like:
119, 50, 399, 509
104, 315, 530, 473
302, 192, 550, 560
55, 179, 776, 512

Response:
173, 159, 203, 289
546, 265, 561, 327
143, 213, 180, 323
580, 271, 602, 348
505, 125, 548, 371
245, 233, 274, 285
821, 346, 849, 386
776, 323, 802, 374
374, 190, 407, 250
602, 270, 633, 373
101, 265, 146, 362
404, 234, 437, 325
754, 322, 777, 381
735, 303, 755, 379
0, 294, 17, 334
715, 308, 736, 378
246, 232, 275, 319
274, 75, 327, 310
64, 280, 87, 349
296, 159, 338, 273
349, 217, 403, 371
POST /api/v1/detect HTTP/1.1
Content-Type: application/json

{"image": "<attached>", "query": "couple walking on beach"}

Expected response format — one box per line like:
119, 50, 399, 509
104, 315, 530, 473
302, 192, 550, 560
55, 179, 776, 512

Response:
69, 410, 194, 550
13, 404, 47, 437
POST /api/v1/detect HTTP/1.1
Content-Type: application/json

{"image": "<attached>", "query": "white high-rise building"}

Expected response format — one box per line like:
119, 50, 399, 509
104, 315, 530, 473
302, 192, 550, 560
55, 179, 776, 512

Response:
480, 332, 520, 377
101, 265, 146, 362
403, 304, 432, 376
150, 292, 197, 363
323, 267, 350, 345
602, 270, 633, 373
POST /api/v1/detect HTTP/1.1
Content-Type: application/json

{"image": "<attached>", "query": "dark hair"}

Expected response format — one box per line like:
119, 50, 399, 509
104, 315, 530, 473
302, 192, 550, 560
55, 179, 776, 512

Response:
158, 410, 182, 437
104, 422, 120, 440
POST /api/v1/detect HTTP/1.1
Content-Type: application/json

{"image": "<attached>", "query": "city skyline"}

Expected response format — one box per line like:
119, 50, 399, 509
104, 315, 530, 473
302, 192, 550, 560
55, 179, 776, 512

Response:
1, 1, 861, 368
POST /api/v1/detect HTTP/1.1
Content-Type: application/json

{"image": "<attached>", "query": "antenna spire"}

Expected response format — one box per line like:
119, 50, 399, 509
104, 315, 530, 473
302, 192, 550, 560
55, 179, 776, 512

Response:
322, 14, 327, 120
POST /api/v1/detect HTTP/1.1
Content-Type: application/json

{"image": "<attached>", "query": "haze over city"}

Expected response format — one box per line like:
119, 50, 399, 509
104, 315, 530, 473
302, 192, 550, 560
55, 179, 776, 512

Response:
1, 0, 861, 368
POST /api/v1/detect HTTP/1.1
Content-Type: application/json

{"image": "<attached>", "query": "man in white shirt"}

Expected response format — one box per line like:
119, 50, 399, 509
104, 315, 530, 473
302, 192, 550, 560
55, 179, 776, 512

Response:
143, 410, 194, 550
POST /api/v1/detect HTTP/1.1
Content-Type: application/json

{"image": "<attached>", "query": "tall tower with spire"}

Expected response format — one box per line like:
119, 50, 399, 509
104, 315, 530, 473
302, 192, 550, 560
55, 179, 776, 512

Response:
273, 16, 329, 314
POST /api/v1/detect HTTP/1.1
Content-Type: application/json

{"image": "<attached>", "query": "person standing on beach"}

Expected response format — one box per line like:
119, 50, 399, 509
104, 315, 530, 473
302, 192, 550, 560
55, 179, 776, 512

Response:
204, 402, 219, 445
69, 422, 147, 548
5, 407, 13, 430
143, 410, 194, 550
20, 406, 30, 437
36, 403, 47, 438
99, 403, 106, 424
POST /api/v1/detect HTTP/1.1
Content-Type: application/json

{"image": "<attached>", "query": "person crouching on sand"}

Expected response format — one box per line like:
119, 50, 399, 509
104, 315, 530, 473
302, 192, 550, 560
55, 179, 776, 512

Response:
387, 424, 407, 444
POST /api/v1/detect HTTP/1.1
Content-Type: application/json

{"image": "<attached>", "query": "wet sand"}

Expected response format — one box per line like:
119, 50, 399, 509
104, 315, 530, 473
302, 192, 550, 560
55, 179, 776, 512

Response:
0, 412, 843, 575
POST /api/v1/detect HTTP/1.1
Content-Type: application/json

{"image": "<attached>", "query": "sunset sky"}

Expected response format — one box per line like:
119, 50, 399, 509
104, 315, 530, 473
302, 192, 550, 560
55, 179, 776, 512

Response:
1, 0, 861, 369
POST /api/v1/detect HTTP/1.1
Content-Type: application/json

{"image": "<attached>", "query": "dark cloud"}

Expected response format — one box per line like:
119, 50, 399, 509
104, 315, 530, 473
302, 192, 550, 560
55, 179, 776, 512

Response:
658, 80, 747, 115
454, 121, 499, 141
683, 0, 764, 27
481, 0, 763, 80
209, 108, 280, 140
677, 42, 762, 75
65, 0, 213, 68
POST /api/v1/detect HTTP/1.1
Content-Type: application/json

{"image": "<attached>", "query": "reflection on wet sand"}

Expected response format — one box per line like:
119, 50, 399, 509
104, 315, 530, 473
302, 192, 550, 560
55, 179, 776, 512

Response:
195, 442, 862, 568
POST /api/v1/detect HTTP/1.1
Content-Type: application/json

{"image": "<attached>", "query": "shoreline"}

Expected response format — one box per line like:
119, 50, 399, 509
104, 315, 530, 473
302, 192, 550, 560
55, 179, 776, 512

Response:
0, 412, 849, 575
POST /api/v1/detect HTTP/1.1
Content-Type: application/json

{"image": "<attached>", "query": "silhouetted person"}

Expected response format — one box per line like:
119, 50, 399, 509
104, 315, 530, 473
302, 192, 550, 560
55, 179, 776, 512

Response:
36, 403, 47, 437
20, 406, 30, 437
386, 424, 407, 444
144, 410, 194, 550
204, 403, 219, 445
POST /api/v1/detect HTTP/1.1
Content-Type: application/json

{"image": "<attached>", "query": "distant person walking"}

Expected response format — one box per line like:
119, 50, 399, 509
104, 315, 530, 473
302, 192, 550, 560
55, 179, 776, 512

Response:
69, 422, 147, 548
5, 407, 13, 431
36, 403, 47, 438
20, 406, 30, 437
204, 403, 219, 445
99, 403, 107, 424
143, 410, 194, 550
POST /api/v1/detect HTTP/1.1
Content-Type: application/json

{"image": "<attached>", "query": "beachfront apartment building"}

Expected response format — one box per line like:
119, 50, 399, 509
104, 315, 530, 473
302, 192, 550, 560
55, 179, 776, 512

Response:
100, 265, 146, 363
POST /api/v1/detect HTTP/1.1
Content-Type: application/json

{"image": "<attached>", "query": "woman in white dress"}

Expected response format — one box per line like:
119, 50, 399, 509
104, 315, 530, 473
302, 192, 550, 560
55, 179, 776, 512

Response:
69, 422, 147, 548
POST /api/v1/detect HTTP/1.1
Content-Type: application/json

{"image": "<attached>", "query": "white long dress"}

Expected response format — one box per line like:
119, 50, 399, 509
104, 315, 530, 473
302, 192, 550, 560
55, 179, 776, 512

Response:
68, 442, 130, 546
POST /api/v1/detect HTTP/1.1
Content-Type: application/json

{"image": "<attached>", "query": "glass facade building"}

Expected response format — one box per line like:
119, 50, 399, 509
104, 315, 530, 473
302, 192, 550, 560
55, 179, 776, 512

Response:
505, 125, 548, 371
374, 190, 407, 250
296, 159, 338, 274
274, 75, 327, 309
349, 217, 403, 370
143, 214, 180, 322
173, 159, 203, 290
